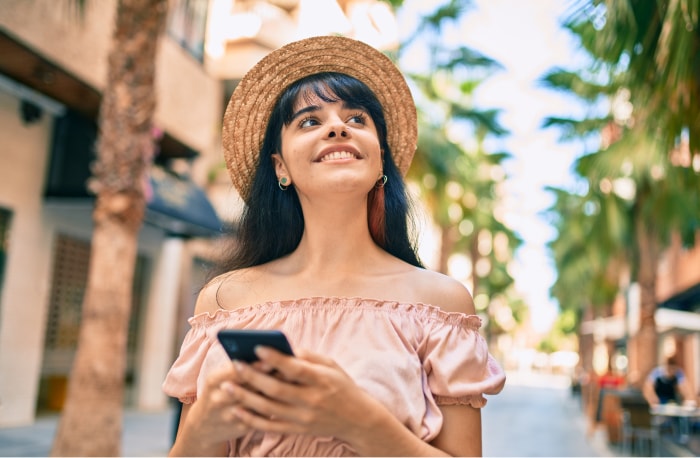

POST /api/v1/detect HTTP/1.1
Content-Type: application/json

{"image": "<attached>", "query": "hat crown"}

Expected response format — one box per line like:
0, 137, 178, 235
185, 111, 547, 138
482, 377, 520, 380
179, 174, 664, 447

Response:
223, 35, 417, 202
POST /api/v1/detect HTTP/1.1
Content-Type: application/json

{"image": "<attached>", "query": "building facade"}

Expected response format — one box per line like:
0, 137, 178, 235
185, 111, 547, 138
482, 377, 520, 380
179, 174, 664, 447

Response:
0, 0, 401, 429
0, 0, 229, 427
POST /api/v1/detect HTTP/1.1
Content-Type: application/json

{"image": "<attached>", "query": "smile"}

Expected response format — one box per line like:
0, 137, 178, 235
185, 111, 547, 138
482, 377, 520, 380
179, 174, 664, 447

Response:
319, 151, 358, 162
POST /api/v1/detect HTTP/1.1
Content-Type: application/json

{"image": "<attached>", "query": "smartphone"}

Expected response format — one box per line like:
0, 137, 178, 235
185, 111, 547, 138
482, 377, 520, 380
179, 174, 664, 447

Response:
217, 329, 294, 363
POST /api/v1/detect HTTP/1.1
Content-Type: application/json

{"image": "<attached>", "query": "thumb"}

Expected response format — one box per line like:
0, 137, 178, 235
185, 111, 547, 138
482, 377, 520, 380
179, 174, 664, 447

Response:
295, 348, 336, 367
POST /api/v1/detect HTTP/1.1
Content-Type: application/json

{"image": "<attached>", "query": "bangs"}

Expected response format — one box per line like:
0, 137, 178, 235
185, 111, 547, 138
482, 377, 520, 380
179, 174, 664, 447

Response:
277, 73, 387, 134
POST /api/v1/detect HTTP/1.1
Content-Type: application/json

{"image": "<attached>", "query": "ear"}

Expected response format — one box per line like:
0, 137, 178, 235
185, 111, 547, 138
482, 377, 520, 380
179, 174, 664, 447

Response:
271, 153, 291, 184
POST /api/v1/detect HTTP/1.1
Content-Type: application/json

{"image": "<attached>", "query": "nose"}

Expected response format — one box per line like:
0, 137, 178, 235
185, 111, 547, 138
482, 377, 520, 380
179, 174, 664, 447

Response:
326, 118, 349, 139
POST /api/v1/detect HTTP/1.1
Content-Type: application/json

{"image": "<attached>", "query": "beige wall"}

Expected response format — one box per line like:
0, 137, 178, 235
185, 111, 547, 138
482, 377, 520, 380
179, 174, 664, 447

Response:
155, 39, 224, 170
0, 0, 224, 160
0, 0, 113, 90
657, 231, 700, 302
0, 0, 225, 425
674, 243, 700, 293
0, 91, 55, 426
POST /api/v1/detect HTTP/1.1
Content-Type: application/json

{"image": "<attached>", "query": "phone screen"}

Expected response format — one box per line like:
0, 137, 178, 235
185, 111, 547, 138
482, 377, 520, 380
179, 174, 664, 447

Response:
217, 329, 294, 363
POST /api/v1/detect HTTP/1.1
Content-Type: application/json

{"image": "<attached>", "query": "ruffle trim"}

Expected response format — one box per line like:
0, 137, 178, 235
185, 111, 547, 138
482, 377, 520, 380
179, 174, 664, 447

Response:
179, 393, 197, 405
434, 394, 488, 409
188, 296, 483, 330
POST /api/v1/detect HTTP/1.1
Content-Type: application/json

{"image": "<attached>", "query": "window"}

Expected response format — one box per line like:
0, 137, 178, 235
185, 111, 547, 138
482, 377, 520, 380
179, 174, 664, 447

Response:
38, 233, 150, 411
0, 207, 11, 307
168, 0, 209, 62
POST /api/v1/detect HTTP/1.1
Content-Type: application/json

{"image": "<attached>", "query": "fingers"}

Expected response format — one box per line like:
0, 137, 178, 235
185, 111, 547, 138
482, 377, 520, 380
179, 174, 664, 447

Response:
201, 363, 240, 403
226, 363, 310, 430
204, 361, 237, 387
232, 406, 302, 435
254, 346, 337, 385
233, 358, 303, 401
227, 352, 367, 439
294, 348, 337, 366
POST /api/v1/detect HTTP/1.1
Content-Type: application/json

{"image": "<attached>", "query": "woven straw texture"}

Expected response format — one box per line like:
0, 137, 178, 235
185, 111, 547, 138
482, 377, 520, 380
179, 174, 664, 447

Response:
222, 35, 417, 202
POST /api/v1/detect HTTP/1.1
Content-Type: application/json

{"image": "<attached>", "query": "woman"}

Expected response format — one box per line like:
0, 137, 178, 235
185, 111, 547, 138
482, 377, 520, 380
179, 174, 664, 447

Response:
163, 35, 505, 457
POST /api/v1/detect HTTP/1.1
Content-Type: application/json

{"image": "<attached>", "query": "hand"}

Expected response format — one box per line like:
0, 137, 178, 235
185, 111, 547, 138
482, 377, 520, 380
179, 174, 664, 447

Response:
228, 346, 378, 441
178, 364, 252, 447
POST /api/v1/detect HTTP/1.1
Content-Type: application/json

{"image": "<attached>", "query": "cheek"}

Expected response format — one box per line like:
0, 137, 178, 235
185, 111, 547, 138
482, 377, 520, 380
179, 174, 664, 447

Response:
371, 141, 383, 165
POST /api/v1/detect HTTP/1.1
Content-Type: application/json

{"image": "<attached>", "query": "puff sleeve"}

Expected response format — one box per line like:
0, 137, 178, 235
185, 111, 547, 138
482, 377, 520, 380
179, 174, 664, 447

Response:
162, 316, 229, 404
422, 314, 505, 408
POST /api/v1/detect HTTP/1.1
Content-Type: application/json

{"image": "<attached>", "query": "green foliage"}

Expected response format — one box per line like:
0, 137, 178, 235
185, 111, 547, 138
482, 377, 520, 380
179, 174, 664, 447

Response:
400, 0, 522, 322
541, 0, 700, 338
538, 311, 580, 353
538, 68, 614, 102
566, 0, 700, 154
380, 0, 404, 8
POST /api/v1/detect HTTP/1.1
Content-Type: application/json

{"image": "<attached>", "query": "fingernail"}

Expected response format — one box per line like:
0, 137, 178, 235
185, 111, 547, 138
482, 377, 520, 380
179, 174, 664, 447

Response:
254, 346, 270, 358
233, 360, 244, 373
220, 381, 235, 395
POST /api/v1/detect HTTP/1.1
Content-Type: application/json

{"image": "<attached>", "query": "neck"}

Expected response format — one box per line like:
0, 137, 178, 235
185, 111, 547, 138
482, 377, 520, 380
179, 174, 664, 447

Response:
285, 196, 384, 274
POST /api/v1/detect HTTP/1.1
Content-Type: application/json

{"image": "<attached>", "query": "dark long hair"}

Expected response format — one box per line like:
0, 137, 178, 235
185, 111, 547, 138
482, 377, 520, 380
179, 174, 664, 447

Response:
210, 72, 423, 279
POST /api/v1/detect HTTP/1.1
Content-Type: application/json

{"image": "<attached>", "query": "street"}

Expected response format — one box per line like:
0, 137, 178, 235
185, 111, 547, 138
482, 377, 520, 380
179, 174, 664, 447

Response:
483, 371, 611, 457
1, 371, 608, 457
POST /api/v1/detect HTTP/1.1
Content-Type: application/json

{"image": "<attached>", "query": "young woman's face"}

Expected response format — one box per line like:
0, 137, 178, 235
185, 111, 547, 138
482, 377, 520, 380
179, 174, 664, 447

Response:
274, 89, 383, 201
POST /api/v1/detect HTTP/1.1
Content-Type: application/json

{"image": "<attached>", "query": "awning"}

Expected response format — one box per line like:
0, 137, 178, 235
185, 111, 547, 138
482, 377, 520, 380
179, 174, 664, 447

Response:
144, 167, 223, 238
655, 308, 700, 334
657, 282, 700, 312
43, 109, 224, 239
655, 283, 700, 333
580, 316, 626, 340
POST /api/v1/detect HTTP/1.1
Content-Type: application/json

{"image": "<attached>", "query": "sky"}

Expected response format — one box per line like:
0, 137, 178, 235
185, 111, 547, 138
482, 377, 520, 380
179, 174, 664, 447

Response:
398, 0, 590, 333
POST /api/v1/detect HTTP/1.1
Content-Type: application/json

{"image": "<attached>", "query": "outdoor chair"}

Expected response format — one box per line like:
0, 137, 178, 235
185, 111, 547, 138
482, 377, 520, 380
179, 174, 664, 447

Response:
620, 407, 661, 456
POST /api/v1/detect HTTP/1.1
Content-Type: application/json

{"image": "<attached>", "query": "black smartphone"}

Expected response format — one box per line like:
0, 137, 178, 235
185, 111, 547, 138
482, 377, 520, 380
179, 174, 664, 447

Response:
217, 329, 294, 363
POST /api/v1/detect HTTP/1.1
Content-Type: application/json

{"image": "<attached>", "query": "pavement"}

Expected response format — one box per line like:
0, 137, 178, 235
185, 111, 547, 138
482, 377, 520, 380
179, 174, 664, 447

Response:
482, 371, 699, 457
0, 371, 698, 457
0, 408, 176, 457
483, 371, 614, 457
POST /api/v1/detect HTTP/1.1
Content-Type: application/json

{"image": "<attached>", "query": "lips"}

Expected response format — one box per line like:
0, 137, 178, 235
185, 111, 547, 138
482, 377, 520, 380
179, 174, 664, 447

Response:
316, 146, 362, 162
320, 151, 357, 162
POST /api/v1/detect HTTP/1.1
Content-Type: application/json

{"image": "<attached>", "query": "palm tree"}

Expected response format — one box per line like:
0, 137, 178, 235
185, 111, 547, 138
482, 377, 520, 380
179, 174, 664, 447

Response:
576, 130, 699, 382
51, 0, 168, 455
399, 0, 514, 272
544, 175, 631, 368
567, 0, 700, 154
395, 1, 522, 343
542, 0, 700, 384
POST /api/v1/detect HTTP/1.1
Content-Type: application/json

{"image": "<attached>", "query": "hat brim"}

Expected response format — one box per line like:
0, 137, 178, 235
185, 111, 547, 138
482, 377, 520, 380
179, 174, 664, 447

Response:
222, 35, 417, 202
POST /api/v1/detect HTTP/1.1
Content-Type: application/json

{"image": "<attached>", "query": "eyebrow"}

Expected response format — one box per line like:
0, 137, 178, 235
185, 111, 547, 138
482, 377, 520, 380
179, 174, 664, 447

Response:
290, 101, 365, 122
290, 105, 320, 122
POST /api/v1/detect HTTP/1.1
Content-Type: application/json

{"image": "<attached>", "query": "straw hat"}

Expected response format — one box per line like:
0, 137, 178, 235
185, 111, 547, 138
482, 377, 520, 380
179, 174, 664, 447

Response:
222, 35, 417, 202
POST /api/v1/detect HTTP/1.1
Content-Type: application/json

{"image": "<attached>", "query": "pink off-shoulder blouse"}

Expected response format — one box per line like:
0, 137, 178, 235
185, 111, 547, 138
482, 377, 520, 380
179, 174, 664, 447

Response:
162, 297, 505, 456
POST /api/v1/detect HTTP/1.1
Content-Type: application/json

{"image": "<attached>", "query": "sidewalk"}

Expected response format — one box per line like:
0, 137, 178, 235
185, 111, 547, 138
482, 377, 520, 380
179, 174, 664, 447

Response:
0, 395, 697, 457
498, 371, 699, 457
584, 409, 699, 457
0, 407, 176, 457
602, 432, 700, 457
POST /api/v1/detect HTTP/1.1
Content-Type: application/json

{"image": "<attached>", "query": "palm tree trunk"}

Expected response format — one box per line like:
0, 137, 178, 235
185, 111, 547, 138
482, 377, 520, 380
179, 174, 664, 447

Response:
469, 233, 480, 294
629, 209, 660, 388
51, 0, 167, 455
438, 225, 457, 275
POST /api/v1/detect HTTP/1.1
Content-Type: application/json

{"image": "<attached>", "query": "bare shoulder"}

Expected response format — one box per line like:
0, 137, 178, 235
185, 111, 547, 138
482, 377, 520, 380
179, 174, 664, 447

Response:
408, 268, 476, 315
194, 268, 261, 315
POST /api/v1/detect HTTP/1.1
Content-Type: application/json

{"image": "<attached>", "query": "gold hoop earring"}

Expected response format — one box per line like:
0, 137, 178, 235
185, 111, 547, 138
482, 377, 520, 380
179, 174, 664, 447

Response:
278, 177, 289, 191
376, 175, 387, 188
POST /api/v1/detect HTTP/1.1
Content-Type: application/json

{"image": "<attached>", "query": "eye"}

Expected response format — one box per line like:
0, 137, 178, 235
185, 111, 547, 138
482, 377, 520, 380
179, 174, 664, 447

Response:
298, 116, 319, 128
347, 112, 367, 125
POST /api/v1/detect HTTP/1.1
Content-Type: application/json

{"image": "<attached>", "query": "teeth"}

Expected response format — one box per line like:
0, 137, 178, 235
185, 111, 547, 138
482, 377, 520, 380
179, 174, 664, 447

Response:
321, 151, 355, 162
